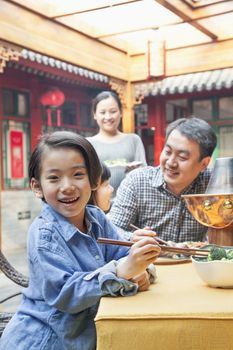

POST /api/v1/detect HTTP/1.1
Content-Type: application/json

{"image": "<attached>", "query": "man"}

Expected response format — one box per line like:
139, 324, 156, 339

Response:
109, 117, 217, 243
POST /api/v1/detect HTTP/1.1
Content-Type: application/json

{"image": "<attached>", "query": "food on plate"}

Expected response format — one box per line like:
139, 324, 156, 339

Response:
185, 241, 208, 249
161, 241, 189, 259
104, 159, 127, 166
160, 240, 208, 259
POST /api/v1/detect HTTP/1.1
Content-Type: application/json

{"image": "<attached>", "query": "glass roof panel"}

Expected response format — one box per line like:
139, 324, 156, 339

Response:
4, 0, 233, 56
198, 13, 233, 40
58, 1, 182, 38
156, 23, 212, 49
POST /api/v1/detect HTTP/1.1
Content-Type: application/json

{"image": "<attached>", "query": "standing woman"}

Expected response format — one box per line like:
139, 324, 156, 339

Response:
87, 91, 147, 197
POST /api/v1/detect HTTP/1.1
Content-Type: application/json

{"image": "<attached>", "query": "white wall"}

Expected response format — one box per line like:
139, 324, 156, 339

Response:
1, 190, 42, 253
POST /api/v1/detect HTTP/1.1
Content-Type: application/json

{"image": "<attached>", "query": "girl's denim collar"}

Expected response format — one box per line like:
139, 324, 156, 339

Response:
41, 203, 102, 241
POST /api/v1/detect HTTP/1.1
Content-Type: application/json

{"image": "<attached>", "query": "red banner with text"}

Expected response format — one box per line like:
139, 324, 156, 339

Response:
10, 130, 24, 179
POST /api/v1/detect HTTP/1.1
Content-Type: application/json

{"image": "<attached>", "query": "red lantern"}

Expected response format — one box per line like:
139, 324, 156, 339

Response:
40, 87, 65, 127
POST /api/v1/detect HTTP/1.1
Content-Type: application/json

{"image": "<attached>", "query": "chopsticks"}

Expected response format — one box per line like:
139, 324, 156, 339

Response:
158, 245, 209, 257
97, 238, 133, 247
129, 224, 168, 246
96, 237, 209, 257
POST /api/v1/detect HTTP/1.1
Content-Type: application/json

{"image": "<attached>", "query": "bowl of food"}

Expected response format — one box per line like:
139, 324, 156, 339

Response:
191, 245, 233, 288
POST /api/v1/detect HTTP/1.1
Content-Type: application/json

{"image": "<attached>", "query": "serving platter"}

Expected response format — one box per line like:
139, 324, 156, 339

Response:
154, 256, 191, 265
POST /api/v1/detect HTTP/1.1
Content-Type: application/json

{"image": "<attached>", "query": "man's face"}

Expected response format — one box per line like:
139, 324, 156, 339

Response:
160, 129, 210, 195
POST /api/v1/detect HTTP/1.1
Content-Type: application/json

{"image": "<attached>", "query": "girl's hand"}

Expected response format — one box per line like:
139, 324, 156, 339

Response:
116, 237, 161, 280
132, 226, 157, 242
131, 271, 150, 292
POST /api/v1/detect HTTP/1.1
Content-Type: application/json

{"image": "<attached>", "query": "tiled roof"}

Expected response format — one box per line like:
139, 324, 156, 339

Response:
134, 68, 233, 98
7, 49, 109, 85
21, 49, 109, 83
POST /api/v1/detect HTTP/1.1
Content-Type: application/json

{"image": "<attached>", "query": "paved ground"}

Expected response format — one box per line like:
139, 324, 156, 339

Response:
0, 246, 28, 313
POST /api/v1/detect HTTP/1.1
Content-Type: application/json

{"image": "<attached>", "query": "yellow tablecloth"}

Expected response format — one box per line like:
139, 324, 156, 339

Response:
95, 262, 233, 350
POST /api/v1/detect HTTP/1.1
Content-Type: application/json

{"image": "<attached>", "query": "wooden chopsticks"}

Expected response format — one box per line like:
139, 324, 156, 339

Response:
97, 238, 133, 247
129, 224, 168, 246
96, 237, 209, 257
158, 245, 209, 257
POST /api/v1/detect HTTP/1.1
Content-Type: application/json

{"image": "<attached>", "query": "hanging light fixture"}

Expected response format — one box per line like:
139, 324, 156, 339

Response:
40, 87, 65, 127
147, 40, 166, 79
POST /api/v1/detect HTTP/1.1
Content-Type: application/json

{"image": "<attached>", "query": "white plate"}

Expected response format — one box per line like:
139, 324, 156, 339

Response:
154, 256, 191, 265
107, 164, 126, 168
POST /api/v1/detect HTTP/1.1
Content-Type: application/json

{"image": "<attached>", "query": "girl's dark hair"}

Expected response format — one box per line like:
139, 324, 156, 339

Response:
88, 162, 111, 207
28, 131, 102, 189
92, 91, 122, 115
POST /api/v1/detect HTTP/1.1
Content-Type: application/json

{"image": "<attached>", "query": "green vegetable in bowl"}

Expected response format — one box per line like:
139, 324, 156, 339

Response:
207, 246, 227, 261
226, 250, 233, 260
193, 245, 233, 262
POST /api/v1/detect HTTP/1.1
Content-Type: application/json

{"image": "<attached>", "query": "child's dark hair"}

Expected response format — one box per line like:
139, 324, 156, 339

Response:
88, 162, 111, 206
100, 162, 111, 183
29, 131, 102, 189
92, 91, 122, 115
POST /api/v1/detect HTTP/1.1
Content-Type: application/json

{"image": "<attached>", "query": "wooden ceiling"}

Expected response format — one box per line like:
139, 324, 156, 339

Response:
0, 0, 233, 81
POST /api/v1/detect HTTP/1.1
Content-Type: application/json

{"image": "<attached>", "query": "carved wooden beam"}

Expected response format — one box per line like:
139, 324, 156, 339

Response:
109, 77, 144, 106
0, 40, 22, 73
109, 77, 127, 107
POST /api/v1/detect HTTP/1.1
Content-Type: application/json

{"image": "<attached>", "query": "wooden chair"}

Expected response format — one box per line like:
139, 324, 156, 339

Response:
0, 249, 29, 337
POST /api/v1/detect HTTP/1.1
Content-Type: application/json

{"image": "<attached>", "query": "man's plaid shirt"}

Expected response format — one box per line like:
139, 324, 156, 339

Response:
109, 166, 211, 242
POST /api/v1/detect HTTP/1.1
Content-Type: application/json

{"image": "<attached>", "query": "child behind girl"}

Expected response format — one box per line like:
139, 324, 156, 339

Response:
88, 162, 113, 212
0, 131, 160, 350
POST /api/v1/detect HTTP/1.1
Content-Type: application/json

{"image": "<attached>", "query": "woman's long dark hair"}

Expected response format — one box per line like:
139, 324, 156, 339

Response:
92, 91, 122, 115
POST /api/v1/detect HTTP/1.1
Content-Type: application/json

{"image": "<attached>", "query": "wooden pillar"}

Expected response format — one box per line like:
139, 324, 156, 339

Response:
109, 78, 135, 133
122, 82, 134, 133
148, 97, 166, 165
0, 87, 2, 248
29, 78, 43, 150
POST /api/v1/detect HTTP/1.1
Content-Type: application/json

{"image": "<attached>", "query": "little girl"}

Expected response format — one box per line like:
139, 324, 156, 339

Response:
0, 131, 160, 350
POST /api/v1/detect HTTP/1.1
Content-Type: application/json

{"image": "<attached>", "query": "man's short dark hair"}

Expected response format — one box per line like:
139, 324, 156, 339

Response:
166, 116, 217, 160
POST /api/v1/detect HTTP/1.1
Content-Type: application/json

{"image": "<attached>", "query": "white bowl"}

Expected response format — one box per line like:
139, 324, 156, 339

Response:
192, 256, 233, 288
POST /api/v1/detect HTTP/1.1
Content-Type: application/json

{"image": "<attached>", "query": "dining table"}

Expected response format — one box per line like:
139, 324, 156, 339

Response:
95, 261, 233, 350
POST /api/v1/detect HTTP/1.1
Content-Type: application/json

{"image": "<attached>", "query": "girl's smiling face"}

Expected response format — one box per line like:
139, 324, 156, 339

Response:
31, 147, 95, 230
